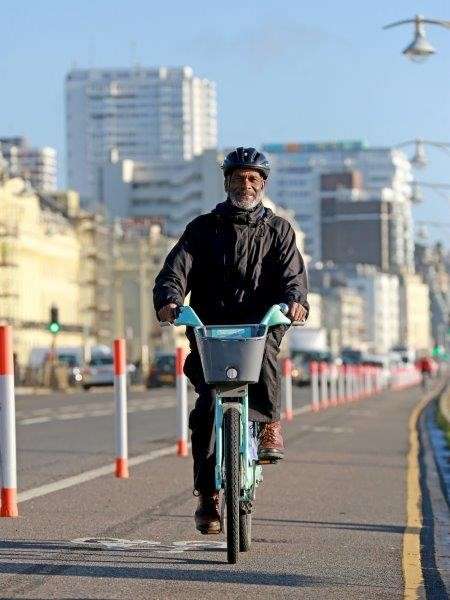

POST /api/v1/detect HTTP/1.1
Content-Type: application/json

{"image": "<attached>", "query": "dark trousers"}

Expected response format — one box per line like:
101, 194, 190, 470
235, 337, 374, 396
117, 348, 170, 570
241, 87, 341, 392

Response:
184, 325, 288, 494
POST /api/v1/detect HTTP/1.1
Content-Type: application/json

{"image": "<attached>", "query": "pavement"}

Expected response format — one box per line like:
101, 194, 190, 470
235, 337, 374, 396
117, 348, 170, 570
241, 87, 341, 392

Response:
0, 382, 448, 598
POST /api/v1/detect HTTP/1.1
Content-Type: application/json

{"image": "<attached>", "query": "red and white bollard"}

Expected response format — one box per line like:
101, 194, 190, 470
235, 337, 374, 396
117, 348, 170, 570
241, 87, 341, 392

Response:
310, 361, 320, 412
350, 365, 359, 401
329, 364, 338, 407
338, 364, 346, 404
364, 366, 370, 398
356, 365, 364, 400
0, 325, 18, 517
375, 367, 383, 393
176, 347, 189, 456
344, 365, 352, 402
114, 339, 129, 478
319, 362, 329, 409
282, 358, 293, 421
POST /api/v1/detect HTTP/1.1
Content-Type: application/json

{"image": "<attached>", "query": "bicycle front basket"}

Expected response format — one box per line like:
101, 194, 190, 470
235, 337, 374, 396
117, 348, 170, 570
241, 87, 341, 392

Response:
194, 324, 268, 384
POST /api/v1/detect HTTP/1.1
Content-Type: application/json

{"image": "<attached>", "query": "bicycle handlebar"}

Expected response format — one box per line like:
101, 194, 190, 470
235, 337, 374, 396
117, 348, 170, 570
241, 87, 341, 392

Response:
159, 303, 305, 329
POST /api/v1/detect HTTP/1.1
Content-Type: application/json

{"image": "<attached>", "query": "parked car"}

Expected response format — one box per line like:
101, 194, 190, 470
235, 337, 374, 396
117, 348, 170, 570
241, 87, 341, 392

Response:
80, 355, 136, 390
146, 353, 176, 388
340, 348, 364, 364
291, 350, 333, 385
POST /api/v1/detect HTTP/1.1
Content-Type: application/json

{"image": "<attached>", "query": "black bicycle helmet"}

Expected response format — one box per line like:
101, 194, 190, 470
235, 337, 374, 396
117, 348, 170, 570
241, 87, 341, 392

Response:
221, 147, 271, 179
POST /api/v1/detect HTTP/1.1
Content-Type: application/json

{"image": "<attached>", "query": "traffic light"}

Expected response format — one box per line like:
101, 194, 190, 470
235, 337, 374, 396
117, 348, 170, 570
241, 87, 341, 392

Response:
48, 305, 60, 334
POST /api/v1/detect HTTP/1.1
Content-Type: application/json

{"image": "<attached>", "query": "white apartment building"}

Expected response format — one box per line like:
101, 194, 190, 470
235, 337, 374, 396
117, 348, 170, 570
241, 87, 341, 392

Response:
309, 264, 400, 354
98, 149, 224, 236
0, 137, 57, 192
66, 66, 217, 203
264, 141, 414, 271
345, 265, 400, 354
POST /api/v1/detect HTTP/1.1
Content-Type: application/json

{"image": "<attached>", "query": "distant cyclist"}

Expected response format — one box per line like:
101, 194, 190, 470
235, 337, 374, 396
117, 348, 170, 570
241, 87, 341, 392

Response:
416, 354, 435, 389
153, 147, 309, 534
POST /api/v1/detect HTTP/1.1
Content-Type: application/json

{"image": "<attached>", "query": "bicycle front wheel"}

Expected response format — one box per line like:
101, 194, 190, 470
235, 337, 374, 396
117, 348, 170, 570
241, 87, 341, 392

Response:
224, 407, 240, 564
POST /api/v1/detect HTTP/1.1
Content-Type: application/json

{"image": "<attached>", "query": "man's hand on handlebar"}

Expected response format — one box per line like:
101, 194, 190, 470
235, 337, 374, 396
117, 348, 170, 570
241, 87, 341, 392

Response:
287, 301, 307, 323
157, 303, 179, 323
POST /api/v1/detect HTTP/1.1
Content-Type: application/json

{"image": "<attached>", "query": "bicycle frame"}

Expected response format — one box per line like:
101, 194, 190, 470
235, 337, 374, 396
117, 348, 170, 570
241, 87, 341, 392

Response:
166, 303, 290, 503
214, 384, 262, 502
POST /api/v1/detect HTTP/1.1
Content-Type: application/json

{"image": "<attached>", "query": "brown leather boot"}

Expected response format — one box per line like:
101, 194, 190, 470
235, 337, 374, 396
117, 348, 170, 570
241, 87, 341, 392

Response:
194, 493, 221, 534
258, 421, 284, 461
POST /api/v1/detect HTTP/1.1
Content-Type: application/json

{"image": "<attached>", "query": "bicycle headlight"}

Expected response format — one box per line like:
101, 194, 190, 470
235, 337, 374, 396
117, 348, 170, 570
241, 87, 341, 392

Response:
226, 367, 238, 380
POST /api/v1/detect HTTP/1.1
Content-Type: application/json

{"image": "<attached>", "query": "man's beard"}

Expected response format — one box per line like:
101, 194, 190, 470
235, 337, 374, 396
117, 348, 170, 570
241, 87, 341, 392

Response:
229, 189, 264, 210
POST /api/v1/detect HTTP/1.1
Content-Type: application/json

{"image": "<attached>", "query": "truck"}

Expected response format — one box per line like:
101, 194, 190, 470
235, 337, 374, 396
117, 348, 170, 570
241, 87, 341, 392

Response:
289, 327, 328, 354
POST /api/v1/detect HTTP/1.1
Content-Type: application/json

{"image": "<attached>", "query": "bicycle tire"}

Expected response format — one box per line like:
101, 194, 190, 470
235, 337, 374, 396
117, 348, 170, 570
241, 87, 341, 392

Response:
224, 407, 240, 564
239, 511, 252, 551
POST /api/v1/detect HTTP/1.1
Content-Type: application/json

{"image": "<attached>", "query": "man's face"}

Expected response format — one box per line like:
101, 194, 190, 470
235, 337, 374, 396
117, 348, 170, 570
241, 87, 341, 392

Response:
226, 168, 266, 209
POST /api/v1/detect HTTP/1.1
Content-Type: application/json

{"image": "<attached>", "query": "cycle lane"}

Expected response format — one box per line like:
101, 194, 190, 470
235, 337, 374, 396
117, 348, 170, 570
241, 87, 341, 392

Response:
0, 383, 443, 599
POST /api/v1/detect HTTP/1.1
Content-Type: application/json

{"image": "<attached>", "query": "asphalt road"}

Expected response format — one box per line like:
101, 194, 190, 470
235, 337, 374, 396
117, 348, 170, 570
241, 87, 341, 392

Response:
14, 385, 312, 491
1, 382, 448, 598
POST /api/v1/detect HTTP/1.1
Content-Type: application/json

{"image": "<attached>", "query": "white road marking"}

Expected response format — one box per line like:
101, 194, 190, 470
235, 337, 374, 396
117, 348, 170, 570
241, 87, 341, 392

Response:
55, 412, 86, 421
18, 444, 180, 503
18, 416, 52, 425
292, 405, 311, 416
17, 398, 178, 426
297, 424, 354, 434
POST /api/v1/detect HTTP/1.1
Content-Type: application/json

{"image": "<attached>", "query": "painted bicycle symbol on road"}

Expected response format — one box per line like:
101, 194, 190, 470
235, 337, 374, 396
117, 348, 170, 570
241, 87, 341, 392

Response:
71, 538, 227, 554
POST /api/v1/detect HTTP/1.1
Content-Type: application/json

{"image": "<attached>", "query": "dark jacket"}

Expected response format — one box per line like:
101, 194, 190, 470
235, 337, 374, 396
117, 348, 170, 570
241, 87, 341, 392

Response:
153, 199, 309, 326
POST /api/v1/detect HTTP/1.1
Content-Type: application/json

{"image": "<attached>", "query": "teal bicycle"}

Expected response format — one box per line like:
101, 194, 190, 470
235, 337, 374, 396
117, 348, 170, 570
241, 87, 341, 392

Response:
170, 303, 291, 564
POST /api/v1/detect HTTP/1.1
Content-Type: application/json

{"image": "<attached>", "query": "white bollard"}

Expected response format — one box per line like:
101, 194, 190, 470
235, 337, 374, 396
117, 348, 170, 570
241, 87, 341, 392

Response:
282, 358, 293, 421
114, 339, 129, 478
310, 361, 320, 412
319, 362, 329, 409
176, 347, 189, 456
0, 325, 18, 517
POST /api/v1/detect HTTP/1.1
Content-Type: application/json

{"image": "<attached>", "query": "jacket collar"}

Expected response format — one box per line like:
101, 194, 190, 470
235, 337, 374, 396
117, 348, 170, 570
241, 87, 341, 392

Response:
212, 198, 268, 225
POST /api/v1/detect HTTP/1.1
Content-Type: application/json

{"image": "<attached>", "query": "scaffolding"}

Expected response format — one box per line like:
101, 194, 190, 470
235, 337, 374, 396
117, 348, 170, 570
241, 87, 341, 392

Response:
76, 211, 113, 347
0, 200, 20, 325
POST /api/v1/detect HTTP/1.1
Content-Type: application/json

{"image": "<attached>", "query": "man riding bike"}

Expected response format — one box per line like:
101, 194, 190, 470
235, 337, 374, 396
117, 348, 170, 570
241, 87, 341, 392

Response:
153, 147, 309, 534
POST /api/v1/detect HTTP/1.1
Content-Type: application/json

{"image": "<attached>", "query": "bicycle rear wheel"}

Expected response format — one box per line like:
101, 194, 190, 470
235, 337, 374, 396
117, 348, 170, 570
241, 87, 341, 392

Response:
239, 511, 252, 551
224, 407, 240, 564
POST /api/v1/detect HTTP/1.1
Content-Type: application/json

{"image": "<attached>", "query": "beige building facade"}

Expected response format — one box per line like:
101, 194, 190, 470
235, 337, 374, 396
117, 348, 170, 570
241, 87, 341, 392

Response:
399, 273, 431, 352
0, 177, 83, 365
112, 219, 177, 367
322, 286, 366, 353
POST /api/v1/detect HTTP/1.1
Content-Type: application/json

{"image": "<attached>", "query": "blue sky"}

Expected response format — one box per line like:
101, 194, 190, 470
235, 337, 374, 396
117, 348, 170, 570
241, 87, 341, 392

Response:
1, 0, 450, 245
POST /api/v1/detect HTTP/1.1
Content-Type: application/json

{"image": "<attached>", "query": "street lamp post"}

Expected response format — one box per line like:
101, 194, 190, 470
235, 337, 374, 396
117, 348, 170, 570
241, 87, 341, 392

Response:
395, 139, 450, 168
383, 14, 450, 62
410, 179, 450, 204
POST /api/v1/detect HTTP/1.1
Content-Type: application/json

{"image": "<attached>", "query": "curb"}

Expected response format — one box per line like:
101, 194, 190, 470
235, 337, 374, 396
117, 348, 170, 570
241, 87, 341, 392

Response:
427, 389, 450, 508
